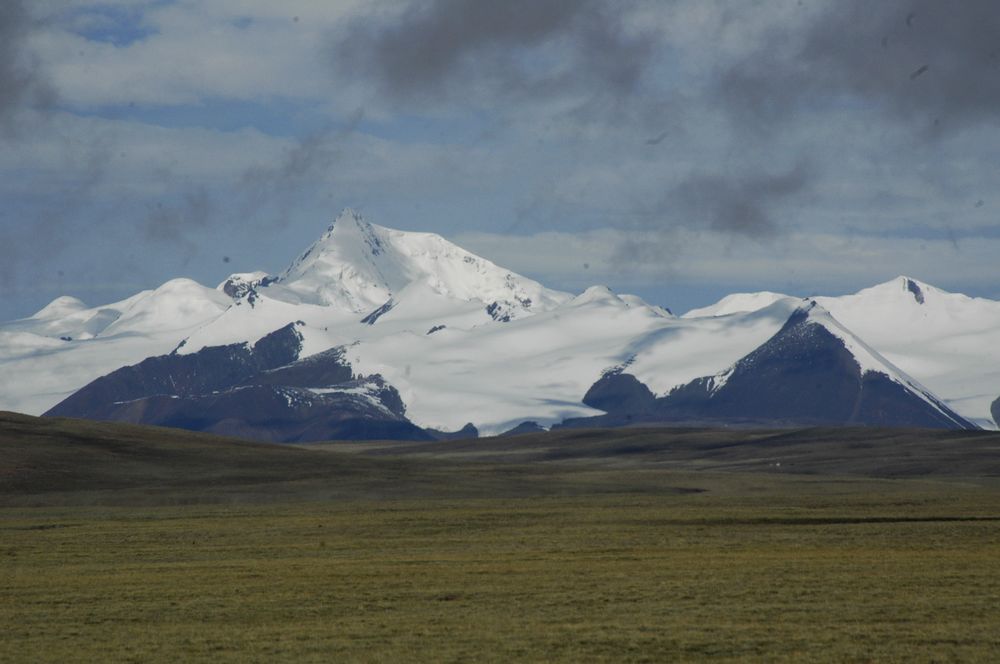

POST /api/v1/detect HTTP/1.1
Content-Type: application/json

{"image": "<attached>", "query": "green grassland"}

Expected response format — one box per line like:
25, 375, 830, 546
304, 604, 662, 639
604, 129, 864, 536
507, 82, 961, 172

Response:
3, 413, 1000, 662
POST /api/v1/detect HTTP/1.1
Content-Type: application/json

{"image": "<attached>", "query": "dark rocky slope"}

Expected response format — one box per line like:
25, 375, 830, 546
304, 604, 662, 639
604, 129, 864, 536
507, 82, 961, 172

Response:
46, 324, 431, 442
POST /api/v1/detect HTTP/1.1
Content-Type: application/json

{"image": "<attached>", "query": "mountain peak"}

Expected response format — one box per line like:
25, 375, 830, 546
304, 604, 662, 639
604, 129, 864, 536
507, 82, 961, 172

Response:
275, 210, 570, 316
862, 275, 936, 302
31, 295, 88, 320
318, 208, 385, 253
875, 275, 929, 304
326, 207, 367, 230
682, 290, 791, 318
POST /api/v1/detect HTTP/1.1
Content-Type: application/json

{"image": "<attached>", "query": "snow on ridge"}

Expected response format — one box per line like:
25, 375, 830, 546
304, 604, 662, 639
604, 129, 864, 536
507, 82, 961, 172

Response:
31, 296, 88, 320
99, 278, 231, 338
2, 211, 997, 430
570, 285, 626, 307
619, 294, 673, 317
307, 380, 396, 417
683, 291, 790, 318
800, 302, 964, 423
815, 276, 1000, 430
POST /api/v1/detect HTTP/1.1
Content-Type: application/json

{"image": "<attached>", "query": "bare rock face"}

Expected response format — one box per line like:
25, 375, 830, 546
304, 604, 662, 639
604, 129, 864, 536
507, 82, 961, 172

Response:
583, 372, 655, 415
905, 278, 925, 304
220, 272, 277, 300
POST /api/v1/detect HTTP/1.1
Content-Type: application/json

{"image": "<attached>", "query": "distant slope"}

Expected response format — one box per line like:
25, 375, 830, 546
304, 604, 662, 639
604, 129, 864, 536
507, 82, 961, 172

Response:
5, 413, 1000, 511
0, 411, 402, 500
333, 425, 1000, 480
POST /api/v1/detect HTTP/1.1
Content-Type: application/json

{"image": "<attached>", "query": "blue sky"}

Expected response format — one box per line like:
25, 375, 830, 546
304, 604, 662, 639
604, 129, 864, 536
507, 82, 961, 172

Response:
2, 0, 999, 320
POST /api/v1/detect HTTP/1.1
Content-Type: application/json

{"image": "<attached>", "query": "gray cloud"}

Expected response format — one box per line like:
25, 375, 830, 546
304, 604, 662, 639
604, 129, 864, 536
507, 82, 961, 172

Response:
722, 0, 1000, 134
335, 0, 654, 108
0, 0, 53, 130
672, 164, 811, 237
0, 125, 115, 281
614, 0, 1000, 269
144, 187, 215, 247
128, 124, 353, 267
239, 110, 364, 227
603, 161, 814, 276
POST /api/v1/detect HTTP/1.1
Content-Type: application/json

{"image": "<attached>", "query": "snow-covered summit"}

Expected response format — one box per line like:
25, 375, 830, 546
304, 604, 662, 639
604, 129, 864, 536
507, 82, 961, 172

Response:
275, 209, 570, 318
31, 296, 88, 320
682, 291, 791, 318
820, 276, 938, 309
795, 300, 929, 383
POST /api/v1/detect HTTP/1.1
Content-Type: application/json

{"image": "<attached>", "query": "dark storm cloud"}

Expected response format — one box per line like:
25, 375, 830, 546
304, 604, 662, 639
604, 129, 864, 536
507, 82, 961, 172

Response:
672, 164, 811, 237
335, 0, 653, 105
604, 162, 813, 274
722, 0, 1000, 134
0, 0, 54, 129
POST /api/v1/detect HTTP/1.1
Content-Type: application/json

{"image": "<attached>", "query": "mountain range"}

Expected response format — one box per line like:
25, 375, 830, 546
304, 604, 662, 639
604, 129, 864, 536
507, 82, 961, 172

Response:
4, 209, 998, 440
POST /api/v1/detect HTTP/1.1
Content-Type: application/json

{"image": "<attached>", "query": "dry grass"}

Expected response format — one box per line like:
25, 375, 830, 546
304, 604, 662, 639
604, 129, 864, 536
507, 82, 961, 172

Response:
4, 412, 1000, 661
4, 489, 1000, 662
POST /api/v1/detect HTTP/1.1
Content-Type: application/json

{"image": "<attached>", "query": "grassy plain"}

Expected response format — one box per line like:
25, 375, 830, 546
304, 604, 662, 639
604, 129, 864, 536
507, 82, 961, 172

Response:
3, 413, 1000, 662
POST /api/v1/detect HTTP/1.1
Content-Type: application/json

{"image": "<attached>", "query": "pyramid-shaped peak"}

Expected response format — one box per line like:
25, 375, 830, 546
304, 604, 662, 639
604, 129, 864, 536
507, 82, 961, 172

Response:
323, 208, 376, 237
329, 207, 365, 230
311, 208, 387, 255
275, 210, 571, 315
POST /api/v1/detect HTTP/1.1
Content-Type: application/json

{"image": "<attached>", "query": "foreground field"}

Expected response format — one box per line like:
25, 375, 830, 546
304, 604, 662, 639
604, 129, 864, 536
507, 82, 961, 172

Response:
5, 491, 1000, 662
3, 413, 1000, 661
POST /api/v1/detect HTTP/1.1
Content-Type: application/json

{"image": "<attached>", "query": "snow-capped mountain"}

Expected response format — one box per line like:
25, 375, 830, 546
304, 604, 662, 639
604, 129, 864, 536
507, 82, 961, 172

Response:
0, 210, 569, 417
816, 277, 1000, 430
3, 210, 997, 438
570, 302, 973, 429
0, 280, 231, 415
683, 276, 1000, 430
276, 209, 569, 317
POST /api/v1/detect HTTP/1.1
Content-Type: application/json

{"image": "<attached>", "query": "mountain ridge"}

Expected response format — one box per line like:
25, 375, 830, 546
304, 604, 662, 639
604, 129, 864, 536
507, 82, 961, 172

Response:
566, 303, 974, 430
3, 210, 998, 434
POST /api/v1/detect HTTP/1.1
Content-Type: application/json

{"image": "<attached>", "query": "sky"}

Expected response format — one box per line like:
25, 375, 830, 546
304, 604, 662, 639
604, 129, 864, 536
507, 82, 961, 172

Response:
2, 0, 999, 320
